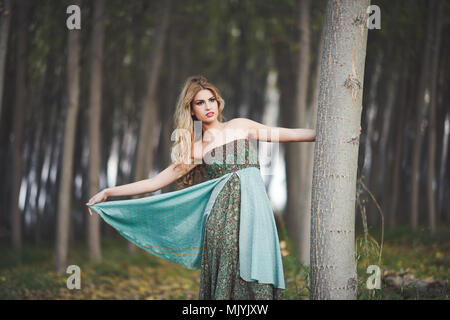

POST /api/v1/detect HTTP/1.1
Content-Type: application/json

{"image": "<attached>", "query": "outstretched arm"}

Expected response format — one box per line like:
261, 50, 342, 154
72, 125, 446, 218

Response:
86, 162, 198, 215
233, 118, 316, 142
234, 118, 362, 143
106, 162, 196, 197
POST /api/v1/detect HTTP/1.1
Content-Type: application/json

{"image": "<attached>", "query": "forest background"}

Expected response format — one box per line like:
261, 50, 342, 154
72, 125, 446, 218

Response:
0, 0, 448, 300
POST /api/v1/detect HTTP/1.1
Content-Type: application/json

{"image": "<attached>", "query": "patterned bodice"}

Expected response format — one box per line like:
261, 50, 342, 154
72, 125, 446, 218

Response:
174, 138, 260, 190
202, 138, 260, 179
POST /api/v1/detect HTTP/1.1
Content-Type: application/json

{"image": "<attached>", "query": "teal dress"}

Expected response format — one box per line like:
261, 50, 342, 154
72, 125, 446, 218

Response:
197, 138, 282, 299
89, 138, 284, 300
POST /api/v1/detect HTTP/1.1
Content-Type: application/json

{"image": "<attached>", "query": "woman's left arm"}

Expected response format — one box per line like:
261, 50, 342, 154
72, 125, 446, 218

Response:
235, 118, 362, 142
234, 118, 316, 142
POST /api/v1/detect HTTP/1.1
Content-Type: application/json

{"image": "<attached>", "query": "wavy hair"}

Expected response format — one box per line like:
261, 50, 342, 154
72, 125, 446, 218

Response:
171, 75, 226, 189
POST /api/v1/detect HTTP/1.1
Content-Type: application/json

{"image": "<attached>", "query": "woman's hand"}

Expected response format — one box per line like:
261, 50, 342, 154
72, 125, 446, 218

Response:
86, 189, 109, 216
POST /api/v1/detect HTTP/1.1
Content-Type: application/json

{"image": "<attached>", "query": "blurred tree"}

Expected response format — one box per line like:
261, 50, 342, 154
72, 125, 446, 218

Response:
55, 0, 81, 273
284, 0, 311, 265
87, 0, 105, 262
11, 0, 28, 253
426, 0, 443, 235
0, 0, 11, 120
411, 0, 434, 232
130, 0, 171, 252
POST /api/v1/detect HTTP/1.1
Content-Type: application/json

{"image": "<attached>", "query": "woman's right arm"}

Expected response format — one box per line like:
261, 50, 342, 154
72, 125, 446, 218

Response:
103, 140, 203, 198
86, 162, 199, 210
87, 140, 203, 216
86, 141, 201, 211
107, 162, 197, 197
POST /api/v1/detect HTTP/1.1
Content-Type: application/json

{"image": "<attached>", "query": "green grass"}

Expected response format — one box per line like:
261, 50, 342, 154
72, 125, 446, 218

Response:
355, 224, 449, 299
0, 224, 448, 300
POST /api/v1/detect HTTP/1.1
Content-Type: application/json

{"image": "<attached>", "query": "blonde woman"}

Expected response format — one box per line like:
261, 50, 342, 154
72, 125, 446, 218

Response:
87, 75, 316, 300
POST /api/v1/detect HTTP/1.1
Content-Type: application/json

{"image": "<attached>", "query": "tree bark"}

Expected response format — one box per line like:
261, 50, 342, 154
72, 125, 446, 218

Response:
0, 0, 11, 120
160, 21, 178, 193
310, 0, 369, 300
34, 20, 58, 244
87, 0, 105, 262
11, 0, 28, 252
410, 1, 434, 232
296, 0, 311, 265
366, 54, 385, 227
389, 62, 408, 229
426, 1, 442, 235
55, 0, 81, 273
437, 38, 450, 224
301, 1, 323, 266
377, 68, 397, 228
438, 112, 449, 223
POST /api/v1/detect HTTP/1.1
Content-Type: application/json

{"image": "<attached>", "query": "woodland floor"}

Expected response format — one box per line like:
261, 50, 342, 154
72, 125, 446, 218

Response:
0, 224, 448, 300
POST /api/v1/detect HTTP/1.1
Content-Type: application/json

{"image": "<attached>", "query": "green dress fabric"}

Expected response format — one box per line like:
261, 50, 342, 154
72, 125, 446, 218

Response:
88, 138, 285, 300
198, 138, 282, 300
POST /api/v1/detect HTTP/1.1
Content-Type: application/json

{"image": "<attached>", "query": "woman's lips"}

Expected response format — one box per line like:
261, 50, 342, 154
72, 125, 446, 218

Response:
206, 112, 214, 117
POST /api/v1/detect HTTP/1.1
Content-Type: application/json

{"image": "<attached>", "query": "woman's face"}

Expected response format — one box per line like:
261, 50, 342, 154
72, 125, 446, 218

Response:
191, 89, 219, 123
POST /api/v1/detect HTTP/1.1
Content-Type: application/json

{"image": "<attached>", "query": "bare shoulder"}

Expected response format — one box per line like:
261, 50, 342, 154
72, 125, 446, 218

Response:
224, 118, 252, 133
226, 118, 255, 138
225, 117, 250, 128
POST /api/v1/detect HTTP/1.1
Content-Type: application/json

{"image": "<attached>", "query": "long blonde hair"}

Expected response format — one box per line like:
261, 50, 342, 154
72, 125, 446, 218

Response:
171, 75, 226, 187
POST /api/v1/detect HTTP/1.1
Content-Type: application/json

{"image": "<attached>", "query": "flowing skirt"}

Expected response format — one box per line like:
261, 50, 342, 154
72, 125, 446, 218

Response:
199, 173, 282, 300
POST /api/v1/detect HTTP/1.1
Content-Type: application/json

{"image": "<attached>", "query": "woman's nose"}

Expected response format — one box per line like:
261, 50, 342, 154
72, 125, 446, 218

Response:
205, 102, 213, 109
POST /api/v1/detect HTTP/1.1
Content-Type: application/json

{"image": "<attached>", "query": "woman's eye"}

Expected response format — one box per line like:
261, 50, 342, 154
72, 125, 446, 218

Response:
209, 98, 215, 102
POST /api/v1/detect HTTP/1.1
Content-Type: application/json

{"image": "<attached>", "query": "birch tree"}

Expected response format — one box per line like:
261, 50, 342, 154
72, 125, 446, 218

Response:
310, 0, 369, 300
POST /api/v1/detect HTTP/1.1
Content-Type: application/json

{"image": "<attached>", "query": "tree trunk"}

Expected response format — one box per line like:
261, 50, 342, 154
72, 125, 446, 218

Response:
366, 54, 385, 227
275, 39, 297, 240
34, 23, 58, 245
389, 62, 408, 229
310, 0, 369, 300
438, 112, 449, 222
301, 1, 323, 266
426, 1, 443, 235
160, 21, 178, 193
11, 0, 28, 252
0, 0, 11, 120
296, 0, 311, 265
377, 71, 397, 227
411, 1, 434, 232
55, 0, 81, 273
438, 39, 450, 224
87, 0, 105, 262
284, 0, 311, 265
129, 0, 171, 252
